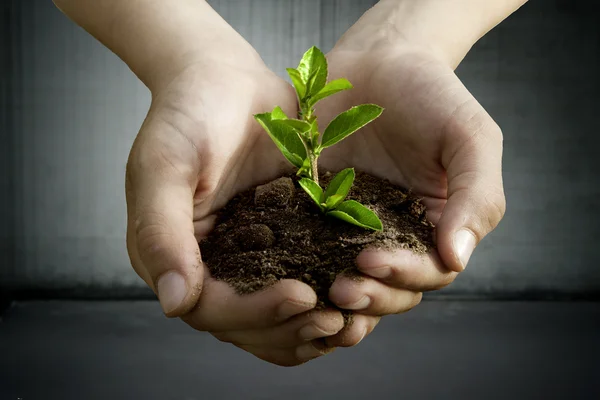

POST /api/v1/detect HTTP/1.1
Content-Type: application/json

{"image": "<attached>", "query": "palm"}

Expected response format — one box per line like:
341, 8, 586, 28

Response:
128, 61, 357, 367
149, 65, 299, 237
318, 49, 474, 224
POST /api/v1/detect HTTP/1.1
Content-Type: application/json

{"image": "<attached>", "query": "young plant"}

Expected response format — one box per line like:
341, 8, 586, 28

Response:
254, 46, 384, 231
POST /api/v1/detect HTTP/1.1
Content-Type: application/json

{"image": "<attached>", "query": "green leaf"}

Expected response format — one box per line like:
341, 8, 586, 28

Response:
296, 157, 312, 178
286, 68, 306, 100
254, 111, 307, 168
297, 46, 327, 97
305, 66, 324, 99
327, 200, 383, 231
324, 194, 344, 210
310, 119, 320, 144
320, 104, 384, 148
324, 168, 355, 203
298, 178, 324, 208
276, 119, 311, 135
308, 78, 353, 107
271, 106, 288, 120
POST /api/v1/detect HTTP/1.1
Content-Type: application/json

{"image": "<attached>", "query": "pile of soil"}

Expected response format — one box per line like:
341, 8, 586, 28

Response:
199, 171, 435, 310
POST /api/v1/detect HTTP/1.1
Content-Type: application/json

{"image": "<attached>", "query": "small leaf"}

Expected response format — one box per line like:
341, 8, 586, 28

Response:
324, 194, 344, 210
271, 106, 288, 120
276, 119, 311, 135
320, 104, 383, 148
327, 200, 383, 231
296, 157, 312, 178
310, 119, 320, 144
308, 78, 353, 106
297, 46, 328, 97
305, 66, 324, 99
254, 112, 307, 168
298, 178, 324, 208
324, 168, 355, 203
286, 68, 306, 100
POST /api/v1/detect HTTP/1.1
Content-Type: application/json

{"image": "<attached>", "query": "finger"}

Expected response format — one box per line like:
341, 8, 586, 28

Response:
211, 308, 344, 348
181, 277, 317, 332
324, 313, 381, 348
193, 215, 218, 241
236, 339, 335, 367
126, 117, 204, 318
438, 103, 506, 272
356, 248, 458, 291
329, 275, 422, 316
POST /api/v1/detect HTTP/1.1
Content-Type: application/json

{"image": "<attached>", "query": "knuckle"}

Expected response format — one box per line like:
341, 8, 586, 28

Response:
131, 144, 185, 181
387, 267, 414, 288
411, 292, 423, 308
431, 273, 458, 291
340, 326, 365, 347
444, 103, 503, 160
443, 100, 489, 142
478, 190, 507, 234
127, 121, 201, 188
273, 281, 317, 310
134, 213, 175, 260
397, 292, 423, 314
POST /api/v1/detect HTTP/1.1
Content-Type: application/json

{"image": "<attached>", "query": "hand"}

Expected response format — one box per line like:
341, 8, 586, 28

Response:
317, 40, 506, 340
125, 53, 349, 366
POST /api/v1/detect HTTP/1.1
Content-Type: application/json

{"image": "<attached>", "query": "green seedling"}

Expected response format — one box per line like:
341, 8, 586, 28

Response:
254, 46, 384, 231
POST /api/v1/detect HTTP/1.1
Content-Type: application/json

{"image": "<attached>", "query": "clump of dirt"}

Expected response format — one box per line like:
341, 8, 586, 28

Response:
199, 171, 435, 311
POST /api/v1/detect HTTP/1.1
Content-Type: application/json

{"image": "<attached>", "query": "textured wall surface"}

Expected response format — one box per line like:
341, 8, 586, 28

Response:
1, 0, 599, 297
1, 1, 16, 298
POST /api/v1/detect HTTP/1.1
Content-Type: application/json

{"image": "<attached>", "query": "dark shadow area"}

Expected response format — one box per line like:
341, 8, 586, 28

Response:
0, 2, 17, 306
0, 294, 12, 318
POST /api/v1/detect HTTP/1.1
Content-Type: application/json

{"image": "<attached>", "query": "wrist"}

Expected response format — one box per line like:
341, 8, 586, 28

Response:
333, 0, 527, 69
54, 0, 264, 94
147, 37, 264, 96
114, 1, 265, 94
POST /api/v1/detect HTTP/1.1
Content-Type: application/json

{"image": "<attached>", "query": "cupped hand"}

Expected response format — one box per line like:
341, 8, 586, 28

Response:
125, 54, 348, 366
317, 43, 506, 341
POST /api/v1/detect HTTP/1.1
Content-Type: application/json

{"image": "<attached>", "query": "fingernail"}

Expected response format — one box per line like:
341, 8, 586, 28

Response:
362, 266, 391, 279
298, 324, 330, 341
340, 295, 371, 311
296, 341, 333, 361
157, 271, 187, 315
454, 229, 477, 271
356, 327, 368, 345
276, 300, 313, 322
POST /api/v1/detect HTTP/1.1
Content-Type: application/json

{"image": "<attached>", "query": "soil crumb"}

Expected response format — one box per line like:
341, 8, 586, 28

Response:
200, 171, 435, 310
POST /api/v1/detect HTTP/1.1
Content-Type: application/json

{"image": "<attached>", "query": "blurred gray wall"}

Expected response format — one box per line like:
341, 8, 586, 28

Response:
1, 0, 599, 298
1, 1, 15, 299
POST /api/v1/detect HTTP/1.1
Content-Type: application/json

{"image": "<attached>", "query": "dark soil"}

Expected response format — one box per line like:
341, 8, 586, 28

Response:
199, 171, 435, 313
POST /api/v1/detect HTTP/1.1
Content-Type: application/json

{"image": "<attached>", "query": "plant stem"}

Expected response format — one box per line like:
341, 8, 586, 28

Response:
308, 151, 319, 184
300, 105, 320, 184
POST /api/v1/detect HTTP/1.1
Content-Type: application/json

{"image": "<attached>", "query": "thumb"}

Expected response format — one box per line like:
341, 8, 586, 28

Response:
126, 125, 203, 317
437, 113, 506, 273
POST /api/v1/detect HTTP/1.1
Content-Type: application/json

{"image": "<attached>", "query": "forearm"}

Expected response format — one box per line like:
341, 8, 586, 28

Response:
338, 0, 528, 68
53, 0, 258, 92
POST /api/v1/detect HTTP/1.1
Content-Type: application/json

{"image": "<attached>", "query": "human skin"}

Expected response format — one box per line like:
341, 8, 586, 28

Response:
53, 0, 526, 365
320, 0, 527, 342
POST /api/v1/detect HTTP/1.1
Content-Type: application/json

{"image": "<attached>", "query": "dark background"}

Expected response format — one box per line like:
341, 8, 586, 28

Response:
0, 0, 599, 399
